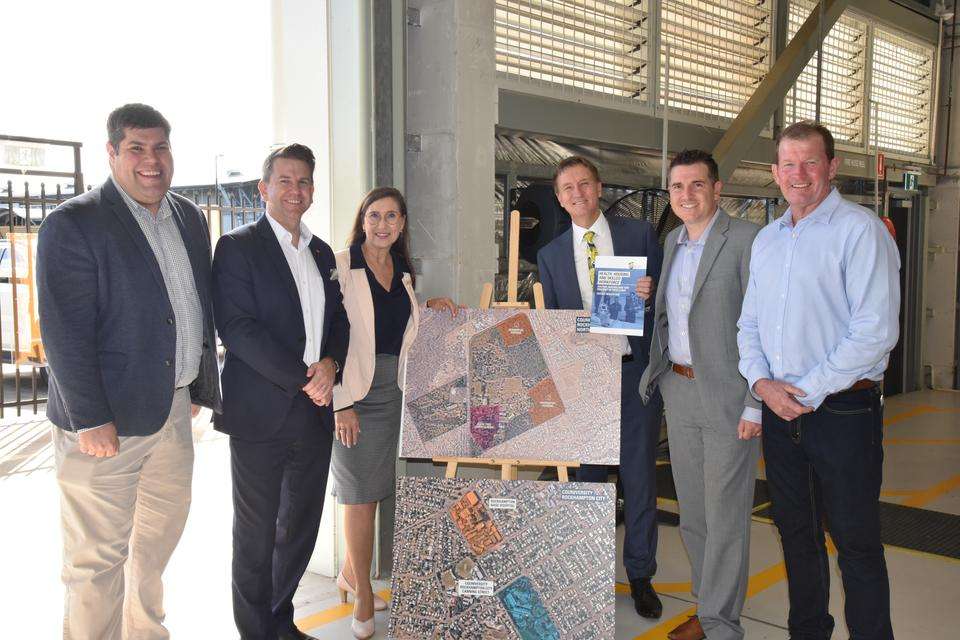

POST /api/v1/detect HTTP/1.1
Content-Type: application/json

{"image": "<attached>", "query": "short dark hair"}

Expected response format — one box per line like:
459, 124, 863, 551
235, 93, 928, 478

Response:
668, 149, 720, 184
261, 143, 316, 182
775, 121, 836, 162
107, 104, 171, 149
553, 155, 601, 192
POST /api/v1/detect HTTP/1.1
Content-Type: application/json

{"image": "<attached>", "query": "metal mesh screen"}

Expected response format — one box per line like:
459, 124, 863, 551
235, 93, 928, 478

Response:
785, 1, 867, 145
869, 27, 934, 157
659, 0, 773, 120
495, 0, 649, 100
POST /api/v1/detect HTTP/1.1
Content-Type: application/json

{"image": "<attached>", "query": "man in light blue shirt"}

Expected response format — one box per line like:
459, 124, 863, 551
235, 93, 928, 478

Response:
737, 122, 899, 640
640, 150, 760, 640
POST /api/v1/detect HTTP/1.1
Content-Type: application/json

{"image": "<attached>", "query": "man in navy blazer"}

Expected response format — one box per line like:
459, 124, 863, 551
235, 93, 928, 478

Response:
537, 156, 664, 620
37, 103, 221, 639
213, 143, 349, 640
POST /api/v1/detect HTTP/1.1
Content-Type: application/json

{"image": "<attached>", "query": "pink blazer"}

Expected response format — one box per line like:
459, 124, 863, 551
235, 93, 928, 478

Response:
332, 248, 420, 411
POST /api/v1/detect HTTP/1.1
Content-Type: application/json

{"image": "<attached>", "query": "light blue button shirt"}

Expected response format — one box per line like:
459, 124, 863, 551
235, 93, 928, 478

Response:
737, 188, 900, 410
667, 209, 761, 423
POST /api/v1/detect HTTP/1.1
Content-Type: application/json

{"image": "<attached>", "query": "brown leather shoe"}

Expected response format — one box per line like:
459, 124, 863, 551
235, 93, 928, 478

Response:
667, 615, 705, 640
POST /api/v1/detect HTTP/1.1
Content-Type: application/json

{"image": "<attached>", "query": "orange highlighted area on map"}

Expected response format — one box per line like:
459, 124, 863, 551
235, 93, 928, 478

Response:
449, 490, 504, 556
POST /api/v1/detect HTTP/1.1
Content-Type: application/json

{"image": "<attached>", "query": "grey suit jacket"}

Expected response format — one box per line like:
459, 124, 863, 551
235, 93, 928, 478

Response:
639, 208, 760, 431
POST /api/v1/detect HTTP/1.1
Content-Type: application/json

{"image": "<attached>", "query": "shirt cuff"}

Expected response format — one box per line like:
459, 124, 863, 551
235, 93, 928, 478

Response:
743, 363, 771, 402
76, 422, 112, 434
740, 406, 763, 424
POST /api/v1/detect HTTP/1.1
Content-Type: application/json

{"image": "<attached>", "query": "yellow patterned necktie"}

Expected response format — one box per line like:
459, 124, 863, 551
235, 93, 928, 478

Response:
583, 230, 598, 285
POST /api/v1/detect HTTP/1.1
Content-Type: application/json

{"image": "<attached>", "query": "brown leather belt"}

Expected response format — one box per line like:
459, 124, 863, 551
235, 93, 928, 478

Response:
828, 379, 878, 398
671, 363, 695, 379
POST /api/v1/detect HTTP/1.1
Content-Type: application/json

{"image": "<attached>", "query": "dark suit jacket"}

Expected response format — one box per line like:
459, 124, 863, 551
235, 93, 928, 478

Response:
537, 215, 663, 372
37, 179, 222, 437
212, 214, 349, 441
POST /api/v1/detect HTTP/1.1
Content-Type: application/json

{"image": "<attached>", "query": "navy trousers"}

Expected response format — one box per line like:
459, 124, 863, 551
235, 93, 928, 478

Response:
230, 396, 333, 640
762, 386, 893, 640
579, 360, 662, 580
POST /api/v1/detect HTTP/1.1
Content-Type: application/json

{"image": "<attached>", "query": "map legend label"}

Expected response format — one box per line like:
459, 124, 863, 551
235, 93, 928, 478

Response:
488, 498, 518, 510
457, 580, 495, 597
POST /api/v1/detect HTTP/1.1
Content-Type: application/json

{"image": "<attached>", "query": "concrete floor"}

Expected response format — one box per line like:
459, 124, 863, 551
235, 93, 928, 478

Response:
1, 389, 958, 639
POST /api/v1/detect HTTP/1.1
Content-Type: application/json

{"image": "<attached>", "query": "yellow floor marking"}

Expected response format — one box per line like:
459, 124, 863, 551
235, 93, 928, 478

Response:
883, 404, 960, 426
880, 489, 914, 497
617, 580, 692, 595
295, 589, 391, 631
885, 438, 960, 446
902, 473, 960, 509
752, 501, 772, 513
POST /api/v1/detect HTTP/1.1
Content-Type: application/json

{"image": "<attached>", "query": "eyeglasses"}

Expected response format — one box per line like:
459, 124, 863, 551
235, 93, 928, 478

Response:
365, 211, 402, 226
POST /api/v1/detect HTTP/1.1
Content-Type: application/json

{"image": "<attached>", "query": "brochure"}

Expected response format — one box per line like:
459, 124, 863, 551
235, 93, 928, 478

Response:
590, 255, 646, 336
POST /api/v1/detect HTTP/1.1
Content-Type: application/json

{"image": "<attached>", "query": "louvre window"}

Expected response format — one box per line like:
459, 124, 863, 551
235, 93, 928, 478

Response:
869, 27, 934, 157
659, 0, 773, 119
494, 0, 649, 100
784, 0, 867, 145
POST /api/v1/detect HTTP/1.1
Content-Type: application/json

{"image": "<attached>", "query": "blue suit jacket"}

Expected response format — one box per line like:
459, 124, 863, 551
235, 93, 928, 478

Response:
37, 179, 222, 436
212, 215, 349, 441
536, 215, 663, 372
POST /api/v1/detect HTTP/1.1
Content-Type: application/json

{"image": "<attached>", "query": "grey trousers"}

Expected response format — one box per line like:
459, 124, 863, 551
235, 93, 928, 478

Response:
659, 370, 759, 640
54, 388, 194, 640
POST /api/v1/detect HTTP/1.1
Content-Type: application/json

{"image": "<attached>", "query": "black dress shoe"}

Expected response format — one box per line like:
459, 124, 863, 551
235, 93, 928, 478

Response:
630, 577, 663, 619
278, 628, 319, 640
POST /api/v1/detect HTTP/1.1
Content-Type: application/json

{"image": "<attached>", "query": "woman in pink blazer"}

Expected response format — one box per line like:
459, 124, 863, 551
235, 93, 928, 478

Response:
330, 187, 458, 638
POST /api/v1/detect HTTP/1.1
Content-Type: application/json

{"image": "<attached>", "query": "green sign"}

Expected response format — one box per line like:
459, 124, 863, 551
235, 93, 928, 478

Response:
904, 172, 919, 191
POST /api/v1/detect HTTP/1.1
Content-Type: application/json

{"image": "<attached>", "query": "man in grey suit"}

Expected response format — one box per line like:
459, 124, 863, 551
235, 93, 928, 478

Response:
37, 104, 221, 639
639, 150, 761, 640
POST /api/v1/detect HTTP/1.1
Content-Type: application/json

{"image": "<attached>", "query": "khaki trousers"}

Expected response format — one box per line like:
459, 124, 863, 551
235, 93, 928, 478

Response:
54, 388, 193, 640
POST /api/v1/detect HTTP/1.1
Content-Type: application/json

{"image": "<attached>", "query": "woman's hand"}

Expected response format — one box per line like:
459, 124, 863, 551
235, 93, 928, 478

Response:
334, 408, 361, 448
426, 296, 463, 316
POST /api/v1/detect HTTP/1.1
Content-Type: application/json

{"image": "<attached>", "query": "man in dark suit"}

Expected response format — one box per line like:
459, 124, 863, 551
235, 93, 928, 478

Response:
537, 155, 664, 620
213, 143, 349, 640
37, 103, 221, 639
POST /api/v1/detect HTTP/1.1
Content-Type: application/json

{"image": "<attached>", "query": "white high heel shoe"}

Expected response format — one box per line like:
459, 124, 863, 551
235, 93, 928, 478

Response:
337, 571, 388, 611
351, 615, 375, 640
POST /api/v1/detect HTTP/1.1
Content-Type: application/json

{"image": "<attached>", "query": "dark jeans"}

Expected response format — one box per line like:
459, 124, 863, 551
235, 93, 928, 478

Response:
230, 396, 333, 640
578, 360, 661, 580
762, 386, 893, 640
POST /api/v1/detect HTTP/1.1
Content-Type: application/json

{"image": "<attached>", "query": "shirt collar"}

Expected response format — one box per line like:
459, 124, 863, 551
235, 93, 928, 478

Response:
677, 207, 720, 246
777, 187, 842, 229
111, 175, 172, 220
266, 211, 312, 250
572, 211, 610, 244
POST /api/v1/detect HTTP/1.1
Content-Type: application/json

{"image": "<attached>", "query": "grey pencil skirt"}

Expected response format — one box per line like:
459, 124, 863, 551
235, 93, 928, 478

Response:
331, 354, 402, 504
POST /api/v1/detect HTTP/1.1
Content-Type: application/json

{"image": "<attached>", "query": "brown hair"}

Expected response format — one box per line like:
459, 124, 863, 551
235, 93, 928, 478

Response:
261, 143, 316, 182
553, 155, 601, 192
347, 187, 416, 287
107, 103, 171, 150
669, 149, 720, 184
775, 121, 836, 162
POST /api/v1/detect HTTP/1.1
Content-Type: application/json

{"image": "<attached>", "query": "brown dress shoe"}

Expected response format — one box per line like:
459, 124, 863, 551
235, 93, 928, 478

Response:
667, 615, 705, 640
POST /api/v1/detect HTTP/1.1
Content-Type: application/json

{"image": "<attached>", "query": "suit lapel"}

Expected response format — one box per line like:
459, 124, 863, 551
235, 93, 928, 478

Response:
690, 209, 730, 303
347, 245, 376, 342
657, 229, 679, 315
168, 197, 208, 300
555, 229, 581, 309
256, 215, 302, 312
103, 180, 168, 296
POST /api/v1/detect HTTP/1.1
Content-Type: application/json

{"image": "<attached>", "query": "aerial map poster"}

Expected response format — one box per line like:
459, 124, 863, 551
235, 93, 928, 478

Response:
389, 477, 616, 640
400, 309, 622, 464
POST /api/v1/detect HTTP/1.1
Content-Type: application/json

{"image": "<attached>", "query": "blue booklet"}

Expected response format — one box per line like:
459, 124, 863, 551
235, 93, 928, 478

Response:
589, 255, 646, 336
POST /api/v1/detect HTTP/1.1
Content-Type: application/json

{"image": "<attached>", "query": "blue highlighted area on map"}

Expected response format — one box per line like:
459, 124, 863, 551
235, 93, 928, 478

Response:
497, 576, 559, 640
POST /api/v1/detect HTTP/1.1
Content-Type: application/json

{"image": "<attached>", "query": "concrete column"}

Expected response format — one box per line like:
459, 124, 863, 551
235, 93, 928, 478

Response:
405, 0, 497, 304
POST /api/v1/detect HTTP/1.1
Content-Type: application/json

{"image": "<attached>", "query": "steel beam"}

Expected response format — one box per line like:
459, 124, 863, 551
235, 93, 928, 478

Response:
713, 0, 852, 182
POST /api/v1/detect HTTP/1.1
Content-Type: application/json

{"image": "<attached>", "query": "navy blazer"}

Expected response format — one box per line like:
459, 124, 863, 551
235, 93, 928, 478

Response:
536, 215, 663, 372
37, 179, 222, 437
212, 214, 349, 441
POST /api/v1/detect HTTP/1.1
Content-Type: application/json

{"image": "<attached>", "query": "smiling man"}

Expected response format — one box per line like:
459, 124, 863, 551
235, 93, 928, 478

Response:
37, 103, 222, 639
212, 144, 349, 640
537, 155, 665, 621
639, 150, 760, 640
738, 122, 900, 640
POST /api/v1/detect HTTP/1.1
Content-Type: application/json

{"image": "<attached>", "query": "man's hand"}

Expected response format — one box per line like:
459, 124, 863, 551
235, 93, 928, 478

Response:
334, 408, 361, 448
78, 423, 120, 458
303, 357, 336, 406
737, 418, 762, 440
754, 378, 813, 421
635, 276, 655, 300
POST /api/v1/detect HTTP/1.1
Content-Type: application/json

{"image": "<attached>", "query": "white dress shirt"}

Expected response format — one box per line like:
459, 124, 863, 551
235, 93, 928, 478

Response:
266, 213, 326, 366
572, 213, 630, 355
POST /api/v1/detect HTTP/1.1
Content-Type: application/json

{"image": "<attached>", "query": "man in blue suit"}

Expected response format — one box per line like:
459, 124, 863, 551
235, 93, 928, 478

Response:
213, 144, 349, 640
537, 156, 664, 619
37, 103, 222, 639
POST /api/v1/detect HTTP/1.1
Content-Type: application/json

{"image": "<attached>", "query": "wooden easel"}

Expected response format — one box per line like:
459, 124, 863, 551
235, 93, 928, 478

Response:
435, 210, 578, 483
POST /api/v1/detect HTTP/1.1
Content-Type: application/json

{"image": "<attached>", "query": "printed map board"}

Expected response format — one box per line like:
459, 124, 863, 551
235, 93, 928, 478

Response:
389, 477, 616, 640
400, 309, 621, 464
